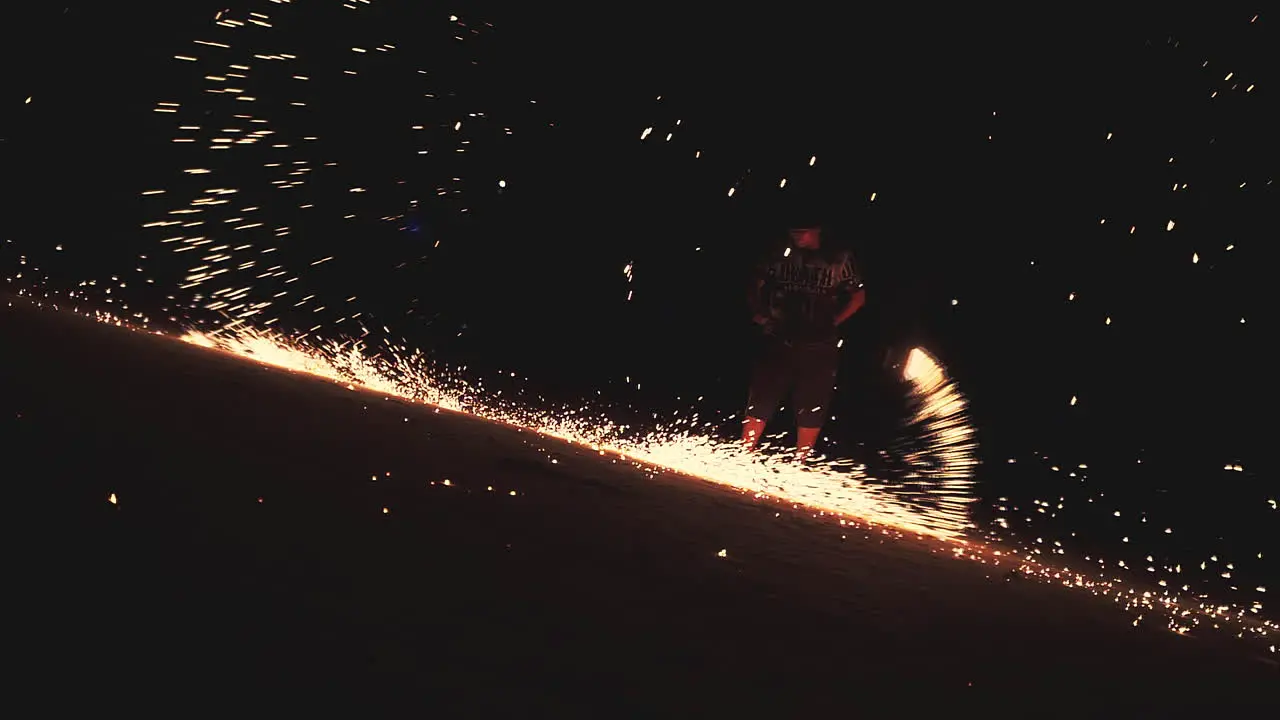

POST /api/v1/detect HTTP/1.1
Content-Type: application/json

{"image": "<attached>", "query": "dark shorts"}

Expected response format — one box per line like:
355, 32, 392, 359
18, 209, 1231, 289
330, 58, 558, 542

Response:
746, 338, 840, 428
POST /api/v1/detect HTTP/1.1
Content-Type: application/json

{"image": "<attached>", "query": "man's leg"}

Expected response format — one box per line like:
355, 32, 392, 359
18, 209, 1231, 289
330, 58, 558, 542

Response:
743, 340, 788, 450
791, 341, 841, 460
795, 426, 822, 459
741, 417, 768, 449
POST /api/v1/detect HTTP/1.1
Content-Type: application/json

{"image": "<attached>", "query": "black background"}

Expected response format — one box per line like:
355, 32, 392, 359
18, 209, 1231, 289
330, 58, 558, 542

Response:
2, 3, 1273, 506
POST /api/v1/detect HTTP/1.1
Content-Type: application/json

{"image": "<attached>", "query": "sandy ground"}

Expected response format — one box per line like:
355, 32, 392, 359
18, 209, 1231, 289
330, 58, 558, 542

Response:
4, 302, 1273, 715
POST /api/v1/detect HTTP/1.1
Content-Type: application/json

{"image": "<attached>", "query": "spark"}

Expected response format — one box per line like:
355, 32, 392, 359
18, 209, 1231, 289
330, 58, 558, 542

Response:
180, 325, 979, 539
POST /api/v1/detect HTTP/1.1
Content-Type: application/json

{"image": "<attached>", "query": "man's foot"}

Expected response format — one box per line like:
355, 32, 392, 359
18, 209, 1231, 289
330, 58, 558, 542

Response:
795, 427, 822, 457
741, 416, 767, 450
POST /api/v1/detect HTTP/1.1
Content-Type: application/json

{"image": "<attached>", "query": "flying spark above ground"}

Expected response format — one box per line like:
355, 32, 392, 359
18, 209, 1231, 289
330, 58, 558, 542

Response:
181, 323, 979, 539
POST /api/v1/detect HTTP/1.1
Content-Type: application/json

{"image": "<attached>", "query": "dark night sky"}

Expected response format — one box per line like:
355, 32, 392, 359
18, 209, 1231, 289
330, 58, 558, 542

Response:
2, 3, 1274, 468
2, 3, 1276, 647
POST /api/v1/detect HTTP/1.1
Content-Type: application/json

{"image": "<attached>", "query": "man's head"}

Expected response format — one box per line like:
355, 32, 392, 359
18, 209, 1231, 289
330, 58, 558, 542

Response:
788, 224, 822, 249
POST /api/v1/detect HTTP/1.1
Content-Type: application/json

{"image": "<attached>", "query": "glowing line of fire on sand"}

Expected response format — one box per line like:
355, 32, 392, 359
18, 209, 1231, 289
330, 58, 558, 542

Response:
181, 324, 979, 540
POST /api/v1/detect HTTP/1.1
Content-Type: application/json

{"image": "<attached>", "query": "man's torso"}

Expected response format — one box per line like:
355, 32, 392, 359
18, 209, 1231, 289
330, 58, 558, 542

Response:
759, 246, 858, 344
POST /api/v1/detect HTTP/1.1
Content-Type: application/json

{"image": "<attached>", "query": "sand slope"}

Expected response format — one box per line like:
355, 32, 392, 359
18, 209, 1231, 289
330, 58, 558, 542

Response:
4, 303, 1272, 715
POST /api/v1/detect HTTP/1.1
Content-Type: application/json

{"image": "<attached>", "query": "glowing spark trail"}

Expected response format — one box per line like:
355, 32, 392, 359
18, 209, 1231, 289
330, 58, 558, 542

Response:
181, 324, 979, 539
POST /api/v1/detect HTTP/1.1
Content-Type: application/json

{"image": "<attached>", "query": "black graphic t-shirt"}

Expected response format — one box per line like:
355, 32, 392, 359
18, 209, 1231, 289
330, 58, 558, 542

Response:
753, 245, 860, 344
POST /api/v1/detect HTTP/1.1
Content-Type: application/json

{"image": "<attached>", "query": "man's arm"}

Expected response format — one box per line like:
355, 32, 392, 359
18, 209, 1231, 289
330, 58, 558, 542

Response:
748, 260, 770, 324
833, 286, 866, 326
832, 253, 865, 326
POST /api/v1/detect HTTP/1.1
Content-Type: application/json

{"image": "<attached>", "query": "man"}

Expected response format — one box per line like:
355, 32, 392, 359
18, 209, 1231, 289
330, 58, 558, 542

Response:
742, 218, 865, 459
